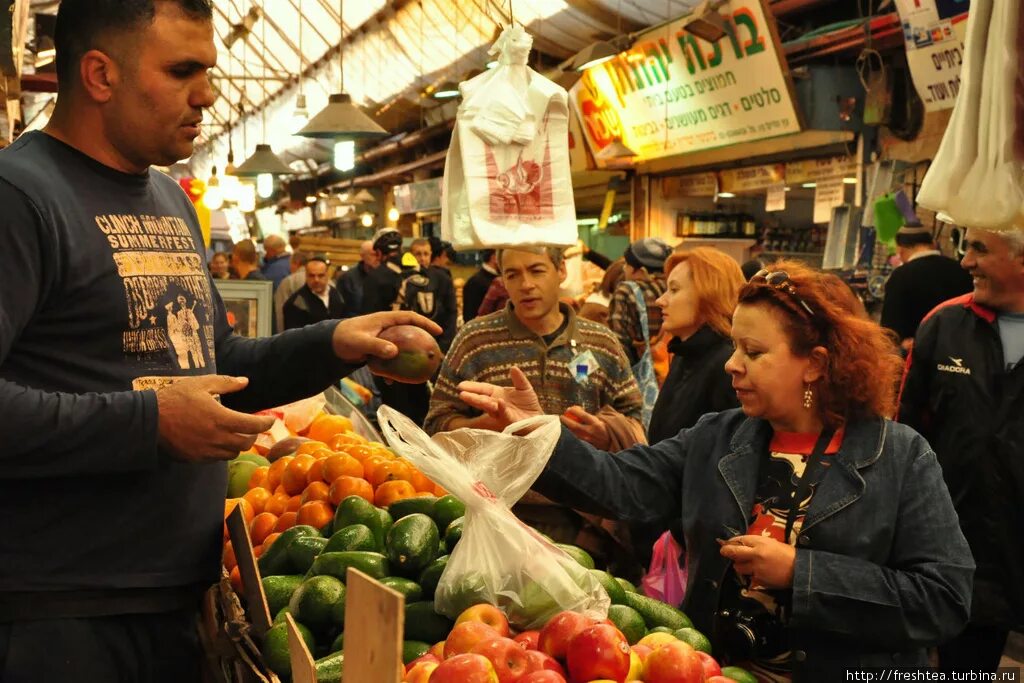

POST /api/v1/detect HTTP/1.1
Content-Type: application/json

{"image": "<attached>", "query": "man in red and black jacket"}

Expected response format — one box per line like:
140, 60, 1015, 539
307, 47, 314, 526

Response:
898, 227, 1024, 673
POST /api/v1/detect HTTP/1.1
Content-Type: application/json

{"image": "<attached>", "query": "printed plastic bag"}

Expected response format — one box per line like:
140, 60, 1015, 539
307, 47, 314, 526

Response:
441, 25, 578, 250
376, 406, 610, 628
641, 531, 687, 607
918, 0, 1024, 230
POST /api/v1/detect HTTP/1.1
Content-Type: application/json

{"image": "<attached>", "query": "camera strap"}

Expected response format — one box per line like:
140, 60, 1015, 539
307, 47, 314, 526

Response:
782, 427, 836, 542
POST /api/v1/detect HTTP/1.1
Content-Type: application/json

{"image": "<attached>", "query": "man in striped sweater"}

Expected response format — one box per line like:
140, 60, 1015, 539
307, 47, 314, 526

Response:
424, 246, 643, 447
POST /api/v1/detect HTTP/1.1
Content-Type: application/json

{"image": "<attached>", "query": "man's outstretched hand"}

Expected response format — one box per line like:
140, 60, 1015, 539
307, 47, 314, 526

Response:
330, 311, 442, 364
156, 375, 275, 462
457, 367, 544, 431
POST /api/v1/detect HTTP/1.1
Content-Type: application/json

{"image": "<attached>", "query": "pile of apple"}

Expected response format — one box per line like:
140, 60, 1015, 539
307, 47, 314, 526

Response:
404, 603, 734, 683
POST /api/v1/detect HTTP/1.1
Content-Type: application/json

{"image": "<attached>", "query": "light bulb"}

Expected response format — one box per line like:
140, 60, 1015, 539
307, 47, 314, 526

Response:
239, 184, 256, 212
360, 212, 373, 228
204, 185, 224, 210
306, 194, 317, 204
387, 206, 400, 223
257, 173, 274, 198
334, 140, 355, 172
221, 175, 242, 203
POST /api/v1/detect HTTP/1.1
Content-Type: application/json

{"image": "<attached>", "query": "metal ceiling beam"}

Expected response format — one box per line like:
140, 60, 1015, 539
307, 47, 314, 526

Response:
288, 0, 333, 52
564, 0, 645, 35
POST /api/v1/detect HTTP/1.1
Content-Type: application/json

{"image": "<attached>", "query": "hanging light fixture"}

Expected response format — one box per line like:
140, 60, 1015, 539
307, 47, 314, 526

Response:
572, 40, 619, 72
334, 139, 355, 171
432, 81, 461, 100
204, 167, 224, 210
595, 138, 637, 161
352, 189, 375, 204
683, 1, 728, 43
291, 17, 309, 134
297, 0, 389, 166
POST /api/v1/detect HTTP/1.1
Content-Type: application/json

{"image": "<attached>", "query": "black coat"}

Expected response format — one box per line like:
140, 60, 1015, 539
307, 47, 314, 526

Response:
899, 293, 1024, 628
647, 326, 739, 444
282, 285, 345, 330
462, 266, 498, 323
880, 253, 972, 341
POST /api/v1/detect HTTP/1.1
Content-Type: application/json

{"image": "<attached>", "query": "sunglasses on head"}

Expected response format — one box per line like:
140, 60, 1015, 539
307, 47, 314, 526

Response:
752, 269, 815, 317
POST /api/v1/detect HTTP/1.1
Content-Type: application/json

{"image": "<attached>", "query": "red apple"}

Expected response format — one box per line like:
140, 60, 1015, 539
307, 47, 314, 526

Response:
445, 621, 501, 659
516, 671, 567, 683
429, 653, 499, 683
456, 603, 511, 637
471, 636, 531, 683
643, 641, 705, 683
696, 651, 721, 678
402, 660, 438, 683
525, 650, 566, 677
565, 623, 631, 682
405, 653, 440, 674
513, 630, 540, 651
537, 611, 594, 660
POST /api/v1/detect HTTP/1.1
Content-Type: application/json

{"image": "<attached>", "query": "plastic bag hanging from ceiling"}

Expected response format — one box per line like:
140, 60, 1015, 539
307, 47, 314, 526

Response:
441, 25, 578, 250
917, 0, 1024, 231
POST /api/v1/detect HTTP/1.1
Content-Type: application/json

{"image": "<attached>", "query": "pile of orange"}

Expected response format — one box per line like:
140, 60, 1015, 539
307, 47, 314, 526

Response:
223, 412, 443, 592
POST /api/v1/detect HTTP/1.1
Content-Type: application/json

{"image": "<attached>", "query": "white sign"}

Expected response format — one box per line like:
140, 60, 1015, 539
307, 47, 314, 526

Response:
663, 173, 718, 197
766, 183, 786, 212
895, 0, 969, 112
813, 177, 845, 224
571, 0, 800, 167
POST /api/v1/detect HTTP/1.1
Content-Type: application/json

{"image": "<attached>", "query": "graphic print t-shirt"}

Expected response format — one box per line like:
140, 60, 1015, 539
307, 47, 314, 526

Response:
0, 132, 227, 595
722, 429, 844, 680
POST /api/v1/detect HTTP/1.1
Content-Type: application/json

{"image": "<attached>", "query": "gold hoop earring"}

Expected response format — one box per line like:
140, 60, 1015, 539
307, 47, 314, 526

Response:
803, 384, 813, 409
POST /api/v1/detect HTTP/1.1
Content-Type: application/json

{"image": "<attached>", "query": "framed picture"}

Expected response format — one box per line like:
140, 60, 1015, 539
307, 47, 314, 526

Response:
213, 280, 273, 338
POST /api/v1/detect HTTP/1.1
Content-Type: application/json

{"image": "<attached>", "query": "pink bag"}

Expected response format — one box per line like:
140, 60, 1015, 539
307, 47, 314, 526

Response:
641, 531, 687, 607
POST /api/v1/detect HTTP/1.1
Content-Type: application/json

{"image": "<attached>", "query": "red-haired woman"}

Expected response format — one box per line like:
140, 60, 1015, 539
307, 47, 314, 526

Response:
648, 247, 745, 444
458, 260, 973, 680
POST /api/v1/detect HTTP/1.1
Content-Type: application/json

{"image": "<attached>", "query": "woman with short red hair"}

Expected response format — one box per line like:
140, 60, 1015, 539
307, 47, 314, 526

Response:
459, 260, 974, 680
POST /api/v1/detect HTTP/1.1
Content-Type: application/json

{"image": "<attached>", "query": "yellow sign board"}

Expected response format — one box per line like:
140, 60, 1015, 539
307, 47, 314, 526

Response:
571, 0, 800, 167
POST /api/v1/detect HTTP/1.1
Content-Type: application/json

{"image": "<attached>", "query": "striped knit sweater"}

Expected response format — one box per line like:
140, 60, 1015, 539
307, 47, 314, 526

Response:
424, 303, 642, 435
609, 273, 667, 367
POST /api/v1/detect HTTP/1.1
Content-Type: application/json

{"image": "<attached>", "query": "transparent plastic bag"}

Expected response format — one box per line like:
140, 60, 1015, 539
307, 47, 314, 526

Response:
376, 406, 610, 628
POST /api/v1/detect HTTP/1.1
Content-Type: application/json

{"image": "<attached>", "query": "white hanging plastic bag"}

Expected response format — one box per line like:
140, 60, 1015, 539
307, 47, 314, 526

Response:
376, 406, 610, 628
918, 0, 1024, 230
441, 25, 578, 250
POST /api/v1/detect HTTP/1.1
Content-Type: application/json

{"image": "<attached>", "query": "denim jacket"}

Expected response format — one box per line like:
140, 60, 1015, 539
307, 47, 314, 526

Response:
533, 409, 974, 680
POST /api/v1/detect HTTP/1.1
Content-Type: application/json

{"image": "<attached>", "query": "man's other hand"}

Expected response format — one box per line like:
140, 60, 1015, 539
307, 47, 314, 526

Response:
331, 311, 442, 364
156, 375, 275, 461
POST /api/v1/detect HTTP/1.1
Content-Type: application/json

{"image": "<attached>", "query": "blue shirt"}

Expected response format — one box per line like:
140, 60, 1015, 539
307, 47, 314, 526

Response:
997, 312, 1024, 369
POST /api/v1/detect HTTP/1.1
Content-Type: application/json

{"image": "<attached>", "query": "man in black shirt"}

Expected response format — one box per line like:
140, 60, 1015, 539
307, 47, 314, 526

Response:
463, 249, 499, 323
881, 226, 972, 349
336, 239, 378, 318
0, 2, 439, 680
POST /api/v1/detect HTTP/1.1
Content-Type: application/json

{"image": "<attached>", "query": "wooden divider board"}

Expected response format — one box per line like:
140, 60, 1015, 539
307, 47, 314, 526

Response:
343, 568, 405, 683
285, 613, 317, 683
227, 505, 273, 638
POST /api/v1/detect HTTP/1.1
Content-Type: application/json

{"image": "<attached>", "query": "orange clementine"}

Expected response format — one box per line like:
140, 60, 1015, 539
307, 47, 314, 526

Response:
305, 459, 326, 485
374, 480, 417, 507
296, 500, 334, 529
248, 466, 270, 491
223, 541, 237, 571
282, 454, 316, 495
224, 497, 255, 525
242, 487, 272, 515
263, 532, 281, 549
329, 476, 375, 505
300, 481, 331, 505
294, 440, 329, 456
229, 566, 243, 593
322, 453, 364, 482
264, 492, 290, 517
252, 544, 265, 559
249, 512, 278, 545
433, 483, 448, 497
274, 511, 298, 532
328, 432, 366, 450
345, 444, 379, 464
367, 460, 411, 489
266, 455, 293, 491
287, 495, 302, 513
409, 468, 435, 493
307, 414, 354, 443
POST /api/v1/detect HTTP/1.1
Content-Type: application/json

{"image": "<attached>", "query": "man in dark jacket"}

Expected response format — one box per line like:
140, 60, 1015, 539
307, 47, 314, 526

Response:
881, 226, 972, 349
282, 255, 345, 329
899, 227, 1024, 672
336, 240, 378, 318
463, 249, 499, 323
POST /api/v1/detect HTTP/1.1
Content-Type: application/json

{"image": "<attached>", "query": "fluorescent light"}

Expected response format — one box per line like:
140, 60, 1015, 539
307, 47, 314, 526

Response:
486, 59, 499, 69
305, 195, 317, 204
784, 186, 792, 192
843, 177, 858, 185
432, 82, 461, 99
802, 182, 817, 189
717, 192, 736, 198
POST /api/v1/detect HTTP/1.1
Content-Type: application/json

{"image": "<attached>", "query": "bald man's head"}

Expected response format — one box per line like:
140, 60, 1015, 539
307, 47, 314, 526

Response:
360, 240, 379, 269
232, 239, 258, 265
264, 234, 286, 259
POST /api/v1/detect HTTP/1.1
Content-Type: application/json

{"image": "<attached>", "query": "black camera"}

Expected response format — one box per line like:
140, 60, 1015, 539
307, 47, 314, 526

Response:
713, 597, 790, 662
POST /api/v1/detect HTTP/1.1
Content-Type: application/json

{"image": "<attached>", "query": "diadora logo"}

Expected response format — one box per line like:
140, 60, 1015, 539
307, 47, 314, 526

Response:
937, 357, 971, 375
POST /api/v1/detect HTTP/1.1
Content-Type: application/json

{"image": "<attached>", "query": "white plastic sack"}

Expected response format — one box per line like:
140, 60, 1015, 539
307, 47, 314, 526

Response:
376, 406, 610, 628
441, 25, 578, 250
917, 0, 1024, 230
